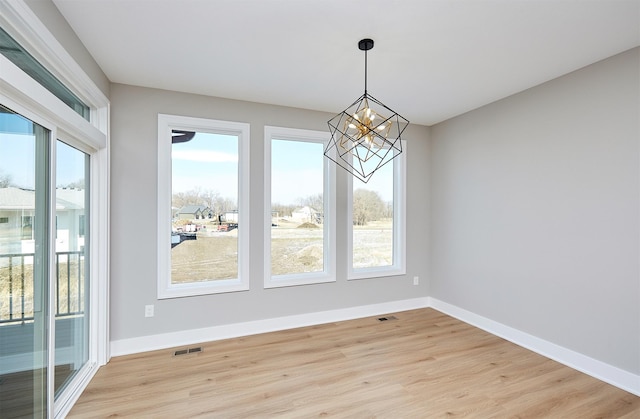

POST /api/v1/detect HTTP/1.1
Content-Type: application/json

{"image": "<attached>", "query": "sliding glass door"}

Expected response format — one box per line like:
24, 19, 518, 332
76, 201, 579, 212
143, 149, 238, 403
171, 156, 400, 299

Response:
0, 106, 91, 418
0, 105, 51, 418
0, 8, 109, 416
54, 141, 90, 398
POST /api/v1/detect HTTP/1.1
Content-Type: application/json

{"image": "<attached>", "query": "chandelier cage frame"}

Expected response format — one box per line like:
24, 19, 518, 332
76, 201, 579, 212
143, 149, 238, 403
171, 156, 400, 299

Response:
325, 38, 409, 183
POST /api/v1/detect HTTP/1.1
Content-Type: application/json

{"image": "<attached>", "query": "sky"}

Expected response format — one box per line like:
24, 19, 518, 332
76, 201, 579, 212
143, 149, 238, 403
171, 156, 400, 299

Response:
271, 139, 323, 205
171, 132, 239, 200
1, 111, 86, 189
1, 116, 392, 204
171, 132, 394, 207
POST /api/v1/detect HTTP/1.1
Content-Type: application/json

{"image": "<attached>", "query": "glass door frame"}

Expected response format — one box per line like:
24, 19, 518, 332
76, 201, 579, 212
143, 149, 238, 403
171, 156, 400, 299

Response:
0, 104, 54, 418
0, 91, 102, 419
0, 3, 110, 417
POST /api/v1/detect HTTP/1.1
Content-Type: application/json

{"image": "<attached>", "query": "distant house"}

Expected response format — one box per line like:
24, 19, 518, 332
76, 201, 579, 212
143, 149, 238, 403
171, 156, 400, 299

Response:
291, 206, 321, 224
0, 187, 86, 259
0, 187, 36, 254
175, 205, 212, 220
54, 188, 86, 254
221, 210, 238, 224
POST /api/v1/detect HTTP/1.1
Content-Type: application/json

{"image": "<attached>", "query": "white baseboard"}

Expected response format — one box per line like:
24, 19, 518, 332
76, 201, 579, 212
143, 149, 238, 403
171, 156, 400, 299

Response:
109, 296, 638, 397
428, 297, 640, 397
110, 297, 430, 357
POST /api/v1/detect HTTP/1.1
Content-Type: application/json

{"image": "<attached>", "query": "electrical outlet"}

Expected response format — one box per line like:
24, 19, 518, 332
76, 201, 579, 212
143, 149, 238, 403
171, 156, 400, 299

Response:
145, 304, 154, 317
413, 276, 419, 286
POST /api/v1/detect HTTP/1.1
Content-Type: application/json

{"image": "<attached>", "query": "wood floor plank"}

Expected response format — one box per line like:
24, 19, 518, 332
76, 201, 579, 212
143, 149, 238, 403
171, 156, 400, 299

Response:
67, 308, 639, 418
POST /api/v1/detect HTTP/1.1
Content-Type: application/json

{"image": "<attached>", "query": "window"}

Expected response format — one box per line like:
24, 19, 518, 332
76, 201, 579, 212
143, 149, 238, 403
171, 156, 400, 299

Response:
348, 142, 406, 279
264, 126, 335, 288
0, 217, 8, 223
21, 215, 34, 239
157, 114, 250, 298
54, 139, 90, 399
0, 5, 109, 418
0, 105, 97, 418
0, 27, 90, 120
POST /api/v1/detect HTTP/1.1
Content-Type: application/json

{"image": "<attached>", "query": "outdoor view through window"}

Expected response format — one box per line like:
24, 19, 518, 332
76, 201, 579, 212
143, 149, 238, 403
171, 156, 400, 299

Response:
171, 130, 239, 283
169, 123, 398, 287
352, 160, 394, 270
270, 138, 325, 276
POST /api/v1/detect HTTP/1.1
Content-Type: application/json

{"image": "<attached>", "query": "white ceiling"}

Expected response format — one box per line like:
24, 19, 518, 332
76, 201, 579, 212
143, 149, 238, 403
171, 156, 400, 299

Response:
52, 0, 640, 126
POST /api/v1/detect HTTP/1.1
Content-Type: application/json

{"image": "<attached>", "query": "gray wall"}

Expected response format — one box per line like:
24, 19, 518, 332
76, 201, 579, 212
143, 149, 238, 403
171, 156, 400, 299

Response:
430, 48, 640, 374
109, 84, 430, 341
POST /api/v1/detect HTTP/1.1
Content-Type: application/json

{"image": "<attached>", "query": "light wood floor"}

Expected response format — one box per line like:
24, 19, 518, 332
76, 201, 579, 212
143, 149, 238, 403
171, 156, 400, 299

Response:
68, 308, 639, 418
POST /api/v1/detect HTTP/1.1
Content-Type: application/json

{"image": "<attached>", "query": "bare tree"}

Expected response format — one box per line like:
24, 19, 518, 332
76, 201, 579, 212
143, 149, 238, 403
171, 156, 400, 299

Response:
172, 189, 203, 209
353, 189, 385, 226
219, 197, 237, 213
172, 188, 236, 214
296, 193, 323, 211
58, 178, 85, 189
382, 200, 393, 219
0, 171, 13, 188
271, 202, 296, 217
200, 189, 221, 212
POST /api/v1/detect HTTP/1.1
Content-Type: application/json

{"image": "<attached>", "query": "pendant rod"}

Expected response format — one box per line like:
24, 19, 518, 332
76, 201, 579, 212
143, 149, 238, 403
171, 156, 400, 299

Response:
358, 38, 374, 95
364, 47, 368, 94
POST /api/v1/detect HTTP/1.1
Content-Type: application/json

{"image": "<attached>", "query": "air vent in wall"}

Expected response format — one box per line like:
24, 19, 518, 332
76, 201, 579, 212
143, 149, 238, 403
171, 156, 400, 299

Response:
377, 315, 398, 322
173, 346, 203, 356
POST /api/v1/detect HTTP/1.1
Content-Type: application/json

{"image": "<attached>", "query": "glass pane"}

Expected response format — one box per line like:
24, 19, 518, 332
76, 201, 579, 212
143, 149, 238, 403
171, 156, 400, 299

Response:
54, 141, 89, 396
171, 131, 238, 282
0, 104, 50, 418
271, 139, 324, 275
0, 27, 90, 120
352, 161, 394, 269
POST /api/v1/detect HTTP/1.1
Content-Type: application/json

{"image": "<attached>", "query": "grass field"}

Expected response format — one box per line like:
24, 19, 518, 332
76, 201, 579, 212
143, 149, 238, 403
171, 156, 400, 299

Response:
0, 219, 393, 319
170, 219, 393, 282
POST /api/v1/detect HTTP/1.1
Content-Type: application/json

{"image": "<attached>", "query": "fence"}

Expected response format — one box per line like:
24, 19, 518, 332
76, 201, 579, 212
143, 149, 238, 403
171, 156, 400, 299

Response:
0, 251, 85, 324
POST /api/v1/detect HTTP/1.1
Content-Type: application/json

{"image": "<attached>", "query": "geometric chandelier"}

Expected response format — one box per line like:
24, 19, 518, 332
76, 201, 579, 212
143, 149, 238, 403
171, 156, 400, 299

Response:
325, 38, 409, 183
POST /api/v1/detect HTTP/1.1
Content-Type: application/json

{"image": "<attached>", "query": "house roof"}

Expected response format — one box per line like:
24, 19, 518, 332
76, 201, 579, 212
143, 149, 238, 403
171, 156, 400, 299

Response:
55, 188, 85, 210
0, 187, 35, 209
293, 206, 319, 214
177, 205, 208, 214
0, 187, 85, 210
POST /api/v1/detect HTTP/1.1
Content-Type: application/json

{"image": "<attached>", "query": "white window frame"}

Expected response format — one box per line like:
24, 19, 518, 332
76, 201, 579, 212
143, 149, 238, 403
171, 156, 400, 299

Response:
347, 141, 406, 280
264, 126, 336, 288
0, 2, 110, 417
157, 114, 250, 298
